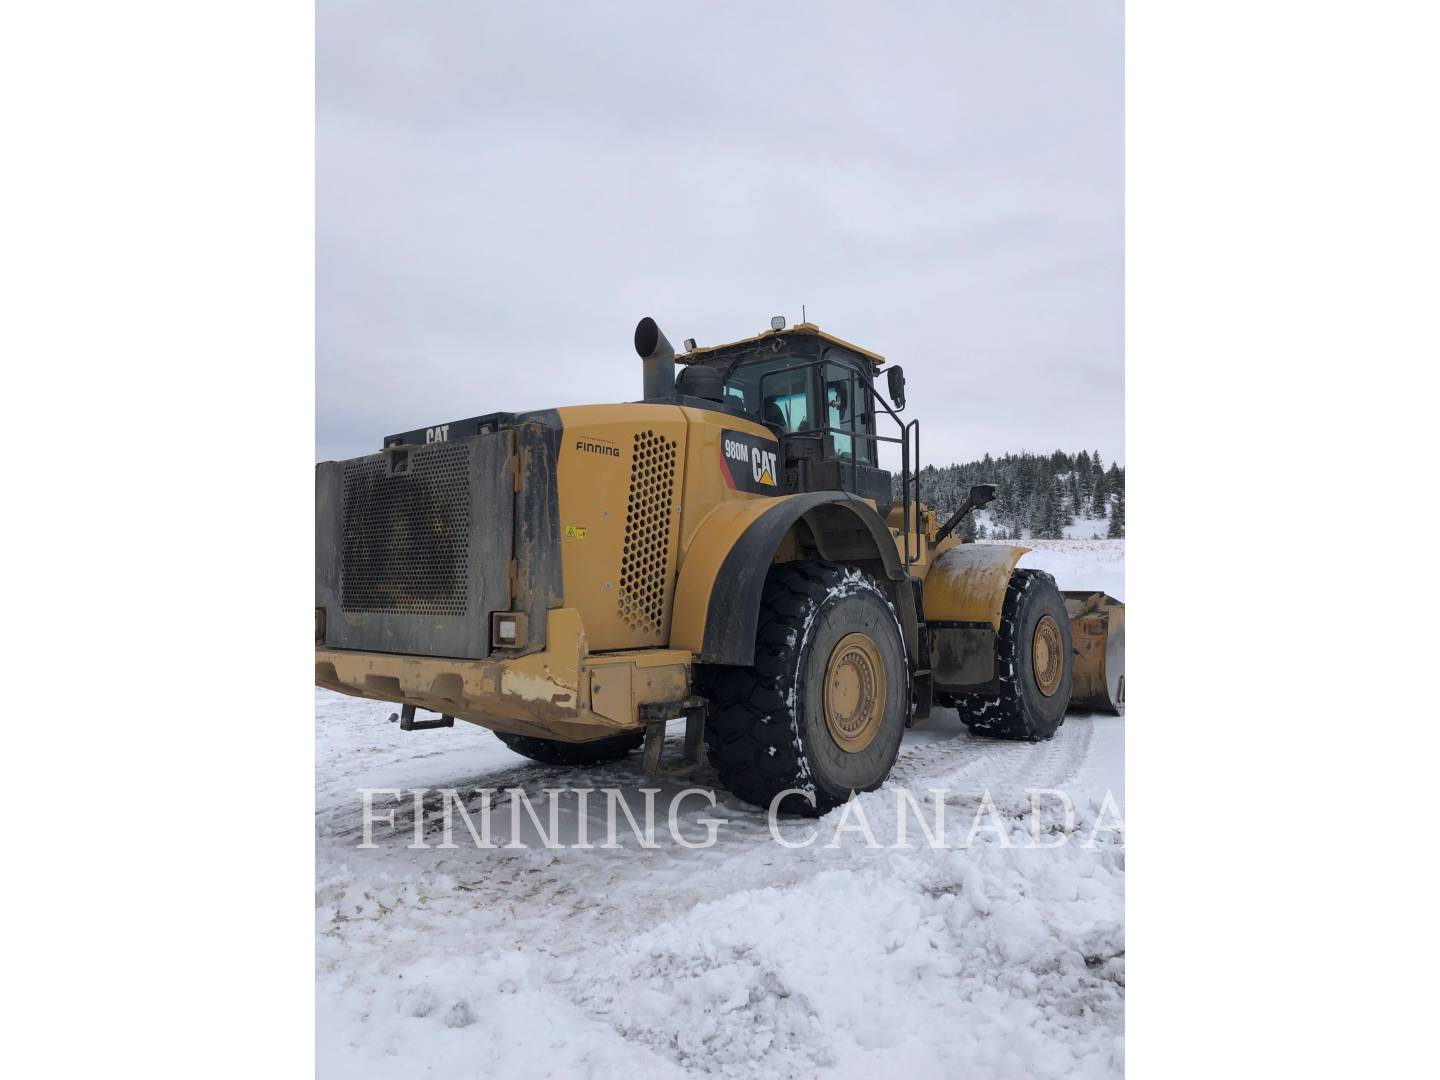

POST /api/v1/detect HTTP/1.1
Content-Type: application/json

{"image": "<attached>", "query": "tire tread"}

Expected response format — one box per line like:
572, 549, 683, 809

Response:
942, 568, 1069, 741
494, 730, 643, 766
699, 561, 891, 815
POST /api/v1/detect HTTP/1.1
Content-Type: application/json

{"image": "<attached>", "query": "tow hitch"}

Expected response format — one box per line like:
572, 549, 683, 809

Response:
388, 704, 455, 731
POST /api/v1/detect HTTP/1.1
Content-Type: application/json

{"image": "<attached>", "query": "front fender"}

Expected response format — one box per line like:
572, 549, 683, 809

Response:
921, 544, 1031, 629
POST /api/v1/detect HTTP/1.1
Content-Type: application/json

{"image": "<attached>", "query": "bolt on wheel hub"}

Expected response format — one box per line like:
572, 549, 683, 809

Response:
824, 632, 885, 752
1032, 614, 1063, 697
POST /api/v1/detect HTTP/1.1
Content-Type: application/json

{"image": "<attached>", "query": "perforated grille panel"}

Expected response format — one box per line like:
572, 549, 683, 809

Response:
341, 441, 471, 615
618, 430, 677, 636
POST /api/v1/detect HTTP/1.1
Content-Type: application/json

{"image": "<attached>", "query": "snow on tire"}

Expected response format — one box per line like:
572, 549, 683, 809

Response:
941, 568, 1073, 740
699, 560, 909, 816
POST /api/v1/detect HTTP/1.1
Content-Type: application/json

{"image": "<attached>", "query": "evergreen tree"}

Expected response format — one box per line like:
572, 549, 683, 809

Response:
1090, 467, 1110, 518
1107, 487, 1126, 538
1014, 466, 1035, 513
899, 448, 1121, 542
1028, 480, 1063, 539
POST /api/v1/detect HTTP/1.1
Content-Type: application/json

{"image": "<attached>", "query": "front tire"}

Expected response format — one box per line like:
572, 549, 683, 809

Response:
942, 568, 1073, 740
699, 561, 910, 815
494, 730, 643, 766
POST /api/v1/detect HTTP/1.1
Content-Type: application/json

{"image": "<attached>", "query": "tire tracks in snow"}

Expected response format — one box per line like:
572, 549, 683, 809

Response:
320, 717, 1099, 845
891, 715, 1094, 794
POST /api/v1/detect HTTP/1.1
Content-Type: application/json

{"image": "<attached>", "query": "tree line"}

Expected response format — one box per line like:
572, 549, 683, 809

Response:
894, 449, 1126, 540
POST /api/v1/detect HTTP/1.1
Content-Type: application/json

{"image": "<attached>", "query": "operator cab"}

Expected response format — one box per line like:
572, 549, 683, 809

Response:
677, 320, 900, 512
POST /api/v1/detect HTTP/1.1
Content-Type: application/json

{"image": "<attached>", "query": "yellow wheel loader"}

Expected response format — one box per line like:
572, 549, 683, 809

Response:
316, 316, 1123, 814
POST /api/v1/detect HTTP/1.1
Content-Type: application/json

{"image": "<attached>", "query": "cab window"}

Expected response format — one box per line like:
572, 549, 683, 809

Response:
823, 361, 875, 464
758, 368, 811, 432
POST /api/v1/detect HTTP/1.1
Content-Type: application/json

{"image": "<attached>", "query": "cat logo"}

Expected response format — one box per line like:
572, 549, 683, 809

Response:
719, 430, 782, 495
752, 448, 777, 486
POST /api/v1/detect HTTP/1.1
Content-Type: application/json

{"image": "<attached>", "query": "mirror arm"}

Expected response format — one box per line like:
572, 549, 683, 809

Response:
934, 484, 997, 546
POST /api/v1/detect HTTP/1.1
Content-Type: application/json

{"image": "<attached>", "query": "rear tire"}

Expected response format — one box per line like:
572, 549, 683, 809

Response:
942, 568, 1073, 740
699, 560, 909, 816
494, 730, 643, 766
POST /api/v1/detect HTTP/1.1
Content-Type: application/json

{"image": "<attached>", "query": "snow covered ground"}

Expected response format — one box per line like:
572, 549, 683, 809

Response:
316, 541, 1124, 1078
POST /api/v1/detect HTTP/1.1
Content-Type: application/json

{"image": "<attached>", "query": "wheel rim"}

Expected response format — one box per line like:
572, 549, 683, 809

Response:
1032, 614, 1063, 697
823, 633, 885, 753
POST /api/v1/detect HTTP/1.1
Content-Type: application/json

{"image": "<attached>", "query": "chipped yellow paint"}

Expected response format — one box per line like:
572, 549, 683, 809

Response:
500, 668, 575, 708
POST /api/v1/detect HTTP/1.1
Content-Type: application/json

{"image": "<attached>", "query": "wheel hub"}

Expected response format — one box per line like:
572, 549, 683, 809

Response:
1032, 614, 1063, 697
824, 633, 885, 752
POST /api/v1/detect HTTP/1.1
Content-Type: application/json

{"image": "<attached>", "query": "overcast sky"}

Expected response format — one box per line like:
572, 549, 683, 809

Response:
318, 1, 1123, 469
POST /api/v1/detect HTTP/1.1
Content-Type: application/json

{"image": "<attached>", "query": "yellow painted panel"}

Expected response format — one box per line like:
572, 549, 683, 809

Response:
555, 404, 689, 652
920, 544, 1031, 629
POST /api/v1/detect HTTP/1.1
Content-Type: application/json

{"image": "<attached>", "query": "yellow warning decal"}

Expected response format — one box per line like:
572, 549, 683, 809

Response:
564, 525, 587, 540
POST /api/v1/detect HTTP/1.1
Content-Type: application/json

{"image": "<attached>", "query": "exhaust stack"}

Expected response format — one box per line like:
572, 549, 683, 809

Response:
634, 316, 676, 401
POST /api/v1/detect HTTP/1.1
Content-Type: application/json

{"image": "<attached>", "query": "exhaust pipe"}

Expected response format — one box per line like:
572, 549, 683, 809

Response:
635, 316, 675, 401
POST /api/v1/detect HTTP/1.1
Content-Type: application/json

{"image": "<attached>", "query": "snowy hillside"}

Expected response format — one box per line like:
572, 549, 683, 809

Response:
910, 450, 1125, 542
973, 510, 1119, 542
316, 542, 1125, 1078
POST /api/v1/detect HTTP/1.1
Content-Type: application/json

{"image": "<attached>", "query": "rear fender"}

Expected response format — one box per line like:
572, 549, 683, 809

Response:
671, 493, 912, 667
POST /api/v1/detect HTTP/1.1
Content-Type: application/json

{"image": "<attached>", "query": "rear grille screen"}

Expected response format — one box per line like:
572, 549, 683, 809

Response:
618, 430, 677, 636
341, 442, 471, 615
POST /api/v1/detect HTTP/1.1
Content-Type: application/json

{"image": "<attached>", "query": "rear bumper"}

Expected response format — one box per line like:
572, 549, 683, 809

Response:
315, 608, 694, 742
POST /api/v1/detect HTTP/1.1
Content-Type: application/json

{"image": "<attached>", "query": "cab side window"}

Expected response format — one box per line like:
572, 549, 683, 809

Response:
824, 361, 875, 464
759, 368, 811, 433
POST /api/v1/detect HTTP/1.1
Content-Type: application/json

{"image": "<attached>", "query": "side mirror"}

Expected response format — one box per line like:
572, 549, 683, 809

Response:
886, 366, 906, 409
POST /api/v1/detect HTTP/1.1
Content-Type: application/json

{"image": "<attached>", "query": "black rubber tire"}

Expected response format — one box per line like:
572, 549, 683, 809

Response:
698, 560, 910, 816
493, 730, 644, 766
941, 568, 1073, 740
